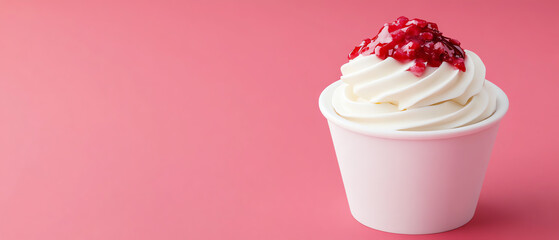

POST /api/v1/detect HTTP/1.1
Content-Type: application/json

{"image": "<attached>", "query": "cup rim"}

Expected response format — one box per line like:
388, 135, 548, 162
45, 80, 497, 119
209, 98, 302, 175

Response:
319, 80, 509, 140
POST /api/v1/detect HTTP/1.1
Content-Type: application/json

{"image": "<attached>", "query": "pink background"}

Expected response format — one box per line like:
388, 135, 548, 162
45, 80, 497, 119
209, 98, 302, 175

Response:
0, 0, 558, 239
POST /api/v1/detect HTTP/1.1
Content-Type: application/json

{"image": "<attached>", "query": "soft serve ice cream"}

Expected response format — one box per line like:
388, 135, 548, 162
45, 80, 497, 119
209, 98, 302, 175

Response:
332, 17, 496, 131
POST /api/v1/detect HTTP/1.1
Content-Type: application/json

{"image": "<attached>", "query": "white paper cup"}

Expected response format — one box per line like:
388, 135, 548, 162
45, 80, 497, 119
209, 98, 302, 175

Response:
319, 80, 509, 234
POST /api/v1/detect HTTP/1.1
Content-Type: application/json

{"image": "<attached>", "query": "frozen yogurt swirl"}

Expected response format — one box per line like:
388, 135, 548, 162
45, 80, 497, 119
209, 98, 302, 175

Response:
332, 50, 497, 131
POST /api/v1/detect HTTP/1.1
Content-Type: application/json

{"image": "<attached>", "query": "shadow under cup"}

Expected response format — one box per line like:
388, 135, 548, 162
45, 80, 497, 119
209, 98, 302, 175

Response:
319, 80, 509, 234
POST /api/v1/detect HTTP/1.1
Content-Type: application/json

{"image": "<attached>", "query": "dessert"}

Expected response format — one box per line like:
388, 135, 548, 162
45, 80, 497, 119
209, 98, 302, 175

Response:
332, 17, 496, 131
319, 17, 509, 234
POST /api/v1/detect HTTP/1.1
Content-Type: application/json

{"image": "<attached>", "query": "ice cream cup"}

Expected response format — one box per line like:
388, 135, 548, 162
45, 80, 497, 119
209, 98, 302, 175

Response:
319, 80, 509, 234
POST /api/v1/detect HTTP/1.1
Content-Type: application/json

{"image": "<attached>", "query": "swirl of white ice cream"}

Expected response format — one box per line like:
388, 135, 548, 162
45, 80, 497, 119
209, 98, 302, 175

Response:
332, 50, 497, 131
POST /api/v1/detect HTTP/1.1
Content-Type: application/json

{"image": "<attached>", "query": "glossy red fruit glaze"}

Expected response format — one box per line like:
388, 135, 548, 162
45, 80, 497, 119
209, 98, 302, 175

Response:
348, 16, 466, 76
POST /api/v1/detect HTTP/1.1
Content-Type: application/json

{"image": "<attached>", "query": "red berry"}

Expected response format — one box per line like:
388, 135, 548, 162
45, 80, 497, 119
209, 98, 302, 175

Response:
423, 42, 434, 52
401, 41, 419, 57
346, 16, 466, 73
448, 38, 461, 46
348, 46, 360, 59
375, 45, 389, 59
428, 58, 442, 67
391, 30, 405, 42
348, 39, 372, 60
395, 16, 409, 27
427, 23, 438, 30
408, 19, 427, 28
387, 23, 399, 32
409, 61, 426, 77
433, 42, 447, 54
392, 48, 408, 61
405, 25, 421, 37
453, 58, 465, 71
420, 32, 433, 40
